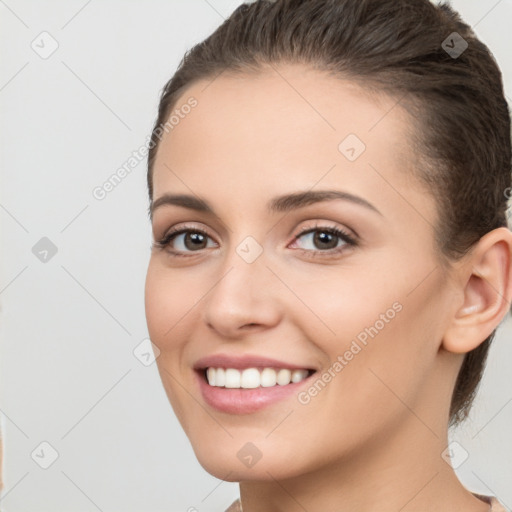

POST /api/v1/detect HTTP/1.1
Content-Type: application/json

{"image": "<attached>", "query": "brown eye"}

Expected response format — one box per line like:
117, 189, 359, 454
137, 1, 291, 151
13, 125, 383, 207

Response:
153, 226, 217, 256
290, 224, 357, 257
310, 230, 339, 250
180, 231, 209, 251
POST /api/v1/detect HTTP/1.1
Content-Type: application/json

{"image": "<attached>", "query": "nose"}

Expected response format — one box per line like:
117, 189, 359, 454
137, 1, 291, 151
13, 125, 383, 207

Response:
201, 247, 283, 339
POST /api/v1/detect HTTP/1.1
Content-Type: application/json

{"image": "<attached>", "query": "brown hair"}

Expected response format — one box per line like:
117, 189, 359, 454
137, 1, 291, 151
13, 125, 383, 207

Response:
147, 0, 511, 426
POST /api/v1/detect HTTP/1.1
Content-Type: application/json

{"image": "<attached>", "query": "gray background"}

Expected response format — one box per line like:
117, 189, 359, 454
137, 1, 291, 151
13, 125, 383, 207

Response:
0, 0, 511, 511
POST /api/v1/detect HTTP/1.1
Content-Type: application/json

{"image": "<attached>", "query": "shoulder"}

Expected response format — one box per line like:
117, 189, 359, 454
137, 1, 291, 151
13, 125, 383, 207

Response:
473, 492, 508, 512
490, 496, 509, 512
223, 495, 509, 511
224, 498, 242, 512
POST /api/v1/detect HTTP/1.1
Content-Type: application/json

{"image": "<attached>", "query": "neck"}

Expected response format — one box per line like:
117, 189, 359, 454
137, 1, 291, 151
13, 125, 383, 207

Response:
238, 414, 490, 512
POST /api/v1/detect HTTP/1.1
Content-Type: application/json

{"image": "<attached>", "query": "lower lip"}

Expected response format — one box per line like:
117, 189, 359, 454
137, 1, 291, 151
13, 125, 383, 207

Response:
195, 370, 315, 414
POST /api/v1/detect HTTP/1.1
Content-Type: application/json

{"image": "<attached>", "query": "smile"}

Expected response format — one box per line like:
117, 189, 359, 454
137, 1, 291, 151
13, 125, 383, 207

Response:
193, 353, 318, 414
205, 367, 313, 388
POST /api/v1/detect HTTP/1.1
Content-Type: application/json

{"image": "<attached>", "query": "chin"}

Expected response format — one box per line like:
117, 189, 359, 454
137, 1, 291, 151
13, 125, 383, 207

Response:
188, 434, 316, 482
194, 454, 290, 482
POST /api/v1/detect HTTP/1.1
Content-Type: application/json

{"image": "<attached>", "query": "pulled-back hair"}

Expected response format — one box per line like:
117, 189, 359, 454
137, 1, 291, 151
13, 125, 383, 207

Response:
147, 0, 511, 426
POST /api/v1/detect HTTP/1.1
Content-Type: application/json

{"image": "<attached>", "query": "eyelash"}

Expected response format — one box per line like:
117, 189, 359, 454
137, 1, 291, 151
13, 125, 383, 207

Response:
152, 223, 358, 259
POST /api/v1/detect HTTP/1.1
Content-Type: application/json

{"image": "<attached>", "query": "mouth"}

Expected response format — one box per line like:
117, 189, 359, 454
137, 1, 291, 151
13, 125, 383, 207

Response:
192, 355, 318, 414
201, 366, 315, 388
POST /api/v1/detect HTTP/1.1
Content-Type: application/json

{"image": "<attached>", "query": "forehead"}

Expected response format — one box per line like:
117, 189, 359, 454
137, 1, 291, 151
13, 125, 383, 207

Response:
164, 64, 407, 151
151, 63, 431, 223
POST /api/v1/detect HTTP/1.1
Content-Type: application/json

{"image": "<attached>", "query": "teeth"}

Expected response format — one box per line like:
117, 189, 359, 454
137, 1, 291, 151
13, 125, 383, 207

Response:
277, 369, 291, 385
205, 367, 310, 388
225, 368, 241, 388
206, 367, 216, 386
240, 368, 260, 388
216, 367, 226, 387
261, 368, 277, 387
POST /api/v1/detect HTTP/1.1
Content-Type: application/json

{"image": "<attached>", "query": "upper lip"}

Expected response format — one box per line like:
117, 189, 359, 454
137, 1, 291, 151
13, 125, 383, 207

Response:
193, 353, 317, 371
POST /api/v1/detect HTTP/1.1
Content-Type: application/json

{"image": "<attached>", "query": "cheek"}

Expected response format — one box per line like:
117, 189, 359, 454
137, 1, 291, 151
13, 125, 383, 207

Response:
144, 261, 203, 431
144, 261, 197, 344
295, 264, 401, 346
295, 261, 437, 416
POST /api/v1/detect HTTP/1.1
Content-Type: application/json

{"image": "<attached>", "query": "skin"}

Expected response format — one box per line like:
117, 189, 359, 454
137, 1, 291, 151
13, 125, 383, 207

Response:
144, 63, 512, 512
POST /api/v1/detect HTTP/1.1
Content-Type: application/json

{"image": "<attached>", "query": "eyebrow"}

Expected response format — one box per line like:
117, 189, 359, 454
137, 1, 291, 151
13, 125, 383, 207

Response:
150, 190, 382, 218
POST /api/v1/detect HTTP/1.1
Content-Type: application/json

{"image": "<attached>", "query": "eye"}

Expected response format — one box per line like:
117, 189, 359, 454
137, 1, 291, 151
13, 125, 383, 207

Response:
152, 222, 358, 258
290, 224, 357, 256
152, 225, 217, 257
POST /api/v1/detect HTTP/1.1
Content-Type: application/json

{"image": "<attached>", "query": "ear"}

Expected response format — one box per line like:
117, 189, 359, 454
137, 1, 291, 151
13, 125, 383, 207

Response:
442, 227, 512, 354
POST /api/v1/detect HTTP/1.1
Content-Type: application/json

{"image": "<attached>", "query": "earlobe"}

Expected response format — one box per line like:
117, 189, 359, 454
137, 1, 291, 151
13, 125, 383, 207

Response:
442, 227, 512, 354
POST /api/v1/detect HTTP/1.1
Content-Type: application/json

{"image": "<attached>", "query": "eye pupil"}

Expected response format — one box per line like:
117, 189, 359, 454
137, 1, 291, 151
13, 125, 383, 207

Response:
185, 232, 207, 250
314, 231, 337, 249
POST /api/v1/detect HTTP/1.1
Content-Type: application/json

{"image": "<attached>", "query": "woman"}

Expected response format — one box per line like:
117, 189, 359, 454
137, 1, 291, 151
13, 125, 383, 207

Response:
144, 0, 511, 510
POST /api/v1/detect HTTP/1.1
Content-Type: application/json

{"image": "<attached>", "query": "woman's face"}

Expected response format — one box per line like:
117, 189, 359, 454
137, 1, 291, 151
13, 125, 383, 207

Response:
145, 64, 459, 480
